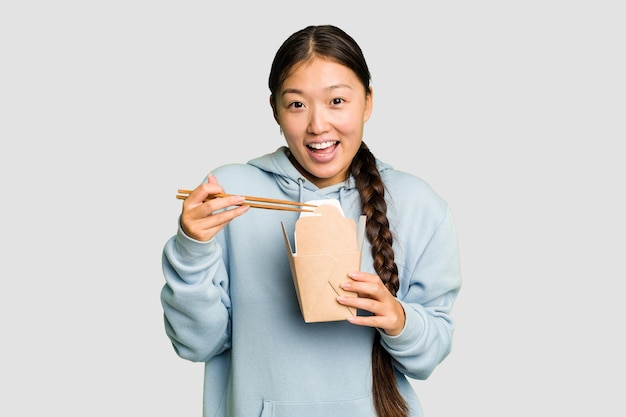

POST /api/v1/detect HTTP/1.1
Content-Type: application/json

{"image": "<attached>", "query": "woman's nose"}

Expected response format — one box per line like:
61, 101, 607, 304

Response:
307, 106, 330, 135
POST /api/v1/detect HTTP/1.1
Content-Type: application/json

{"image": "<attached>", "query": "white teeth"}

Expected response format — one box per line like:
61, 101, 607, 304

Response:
308, 141, 336, 150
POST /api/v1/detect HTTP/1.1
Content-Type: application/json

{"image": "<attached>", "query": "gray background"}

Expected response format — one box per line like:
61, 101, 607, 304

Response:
1, 1, 624, 416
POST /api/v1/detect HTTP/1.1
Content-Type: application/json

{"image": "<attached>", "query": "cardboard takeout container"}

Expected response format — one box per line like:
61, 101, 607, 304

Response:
281, 203, 366, 323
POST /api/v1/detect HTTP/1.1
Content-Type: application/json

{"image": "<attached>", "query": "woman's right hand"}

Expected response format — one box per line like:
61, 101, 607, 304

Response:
179, 174, 250, 242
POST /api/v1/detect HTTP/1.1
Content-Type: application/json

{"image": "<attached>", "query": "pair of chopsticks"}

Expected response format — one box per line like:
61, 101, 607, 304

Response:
176, 189, 317, 212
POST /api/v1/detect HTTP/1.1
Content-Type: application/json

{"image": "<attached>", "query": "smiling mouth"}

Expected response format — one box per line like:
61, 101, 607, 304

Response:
307, 141, 339, 152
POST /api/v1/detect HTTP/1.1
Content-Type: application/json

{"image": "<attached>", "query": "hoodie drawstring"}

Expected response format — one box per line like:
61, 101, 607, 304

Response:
297, 177, 305, 204
338, 185, 347, 208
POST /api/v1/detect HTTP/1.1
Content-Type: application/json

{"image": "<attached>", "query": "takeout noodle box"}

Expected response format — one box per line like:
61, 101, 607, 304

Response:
281, 203, 366, 323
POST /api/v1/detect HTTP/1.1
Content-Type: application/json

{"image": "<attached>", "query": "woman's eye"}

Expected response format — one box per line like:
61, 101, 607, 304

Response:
331, 98, 344, 105
289, 102, 304, 109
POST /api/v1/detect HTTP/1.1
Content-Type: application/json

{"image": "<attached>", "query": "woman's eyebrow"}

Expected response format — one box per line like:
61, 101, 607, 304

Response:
281, 88, 303, 96
327, 83, 353, 91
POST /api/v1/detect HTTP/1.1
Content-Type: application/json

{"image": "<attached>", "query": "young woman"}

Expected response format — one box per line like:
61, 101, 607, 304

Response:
161, 24, 461, 417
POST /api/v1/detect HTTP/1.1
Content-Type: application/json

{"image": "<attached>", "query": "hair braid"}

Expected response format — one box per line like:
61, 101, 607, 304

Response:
351, 142, 409, 417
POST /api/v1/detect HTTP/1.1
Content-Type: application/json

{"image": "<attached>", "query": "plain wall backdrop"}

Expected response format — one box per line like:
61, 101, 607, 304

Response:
1, 1, 624, 416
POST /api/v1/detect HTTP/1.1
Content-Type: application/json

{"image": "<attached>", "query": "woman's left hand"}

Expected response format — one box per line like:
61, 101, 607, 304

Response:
338, 271, 406, 336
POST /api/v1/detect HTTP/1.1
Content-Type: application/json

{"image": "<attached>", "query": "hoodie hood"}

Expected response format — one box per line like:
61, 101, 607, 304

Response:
247, 146, 394, 208
247, 146, 350, 205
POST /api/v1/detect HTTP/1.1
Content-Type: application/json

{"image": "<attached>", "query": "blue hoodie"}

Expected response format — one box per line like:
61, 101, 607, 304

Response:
161, 146, 461, 417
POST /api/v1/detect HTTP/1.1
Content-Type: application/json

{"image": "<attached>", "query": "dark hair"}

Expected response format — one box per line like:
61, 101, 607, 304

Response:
268, 25, 370, 98
269, 25, 409, 417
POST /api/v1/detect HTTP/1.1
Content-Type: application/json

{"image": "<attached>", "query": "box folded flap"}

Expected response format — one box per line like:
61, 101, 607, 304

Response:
295, 204, 356, 254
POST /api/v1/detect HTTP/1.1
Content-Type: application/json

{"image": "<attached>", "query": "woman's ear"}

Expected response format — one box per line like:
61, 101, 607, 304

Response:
269, 95, 279, 124
363, 86, 374, 123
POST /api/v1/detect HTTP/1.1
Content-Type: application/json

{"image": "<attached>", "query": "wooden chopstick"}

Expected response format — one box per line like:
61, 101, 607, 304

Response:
176, 189, 316, 213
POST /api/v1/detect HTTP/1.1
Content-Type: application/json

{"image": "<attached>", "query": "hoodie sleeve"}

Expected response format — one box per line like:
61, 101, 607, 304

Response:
379, 206, 461, 380
160, 221, 232, 363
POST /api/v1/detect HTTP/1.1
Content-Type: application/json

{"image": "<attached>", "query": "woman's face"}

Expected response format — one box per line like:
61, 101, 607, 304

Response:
272, 57, 372, 188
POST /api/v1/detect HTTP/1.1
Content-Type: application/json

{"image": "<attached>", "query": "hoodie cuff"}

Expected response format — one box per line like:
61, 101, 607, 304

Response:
379, 300, 424, 352
174, 219, 218, 262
